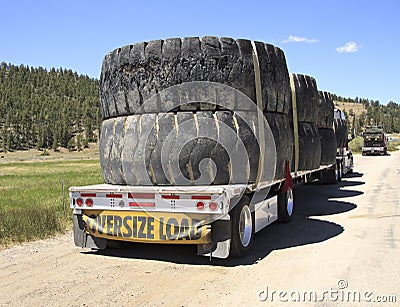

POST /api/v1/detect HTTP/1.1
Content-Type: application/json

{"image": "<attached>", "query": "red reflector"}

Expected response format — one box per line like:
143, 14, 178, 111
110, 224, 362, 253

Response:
76, 198, 83, 207
85, 198, 93, 207
162, 195, 180, 200
191, 195, 212, 200
128, 193, 155, 199
106, 193, 123, 198
129, 202, 155, 207
81, 193, 96, 198
196, 201, 205, 210
209, 201, 218, 211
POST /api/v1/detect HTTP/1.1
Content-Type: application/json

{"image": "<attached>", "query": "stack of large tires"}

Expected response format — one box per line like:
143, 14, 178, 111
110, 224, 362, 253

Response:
317, 91, 337, 164
289, 74, 321, 171
98, 36, 293, 185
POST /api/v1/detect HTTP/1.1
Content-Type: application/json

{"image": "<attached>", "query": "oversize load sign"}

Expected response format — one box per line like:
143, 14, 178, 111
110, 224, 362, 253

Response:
82, 210, 212, 244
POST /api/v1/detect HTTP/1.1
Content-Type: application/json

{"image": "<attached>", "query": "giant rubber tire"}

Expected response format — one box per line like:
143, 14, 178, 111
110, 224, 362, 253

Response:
289, 74, 319, 124
99, 37, 292, 119
312, 125, 322, 169
317, 91, 334, 129
294, 122, 321, 171
334, 119, 347, 148
319, 128, 337, 165
99, 111, 291, 185
229, 195, 254, 258
264, 112, 293, 179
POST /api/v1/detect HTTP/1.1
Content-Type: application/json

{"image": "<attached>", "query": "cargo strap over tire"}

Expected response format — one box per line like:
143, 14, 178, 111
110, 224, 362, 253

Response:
289, 74, 299, 173
251, 41, 266, 187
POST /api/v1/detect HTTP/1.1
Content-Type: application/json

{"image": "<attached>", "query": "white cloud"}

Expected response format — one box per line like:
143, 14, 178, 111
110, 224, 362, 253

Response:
282, 35, 318, 43
336, 41, 359, 53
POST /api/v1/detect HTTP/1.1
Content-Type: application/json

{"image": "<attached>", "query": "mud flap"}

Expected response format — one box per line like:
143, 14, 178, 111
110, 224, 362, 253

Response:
197, 219, 231, 259
73, 215, 107, 249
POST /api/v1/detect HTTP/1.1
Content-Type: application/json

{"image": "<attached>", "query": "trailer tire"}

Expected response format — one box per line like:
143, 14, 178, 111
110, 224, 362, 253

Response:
277, 188, 294, 223
337, 160, 343, 182
321, 165, 338, 184
229, 195, 254, 257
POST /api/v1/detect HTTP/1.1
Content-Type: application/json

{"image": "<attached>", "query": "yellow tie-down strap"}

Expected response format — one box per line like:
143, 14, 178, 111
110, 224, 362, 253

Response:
81, 210, 212, 244
289, 74, 299, 173
251, 41, 266, 186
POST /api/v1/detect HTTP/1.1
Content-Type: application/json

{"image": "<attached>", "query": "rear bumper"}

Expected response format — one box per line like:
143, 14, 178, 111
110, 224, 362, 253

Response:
72, 212, 230, 247
362, 147, 386, 154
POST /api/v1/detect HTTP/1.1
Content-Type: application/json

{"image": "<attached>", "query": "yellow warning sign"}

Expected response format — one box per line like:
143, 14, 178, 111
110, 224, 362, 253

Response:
82, 210, 212, 244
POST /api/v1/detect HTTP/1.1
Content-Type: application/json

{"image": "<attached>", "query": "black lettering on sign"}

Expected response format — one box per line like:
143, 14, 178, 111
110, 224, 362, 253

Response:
147, 217, 154, 239
106, 215, 113, 236
123, 216, 132, 238
137, 216, 146, 238
133, 216, 137, 238
99, 215, 106, 235
178, 218, 189, 240
190, 218, 202, 240
114, 215, 123, 237
159, 218, 166, 240
166, 218, 179, 240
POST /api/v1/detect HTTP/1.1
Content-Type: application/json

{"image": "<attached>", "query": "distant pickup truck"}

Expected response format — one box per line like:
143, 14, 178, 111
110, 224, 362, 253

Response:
362, 126, 387, 156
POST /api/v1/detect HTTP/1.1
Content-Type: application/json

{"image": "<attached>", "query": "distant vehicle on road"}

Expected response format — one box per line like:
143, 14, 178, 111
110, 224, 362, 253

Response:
362, 126, 387, 156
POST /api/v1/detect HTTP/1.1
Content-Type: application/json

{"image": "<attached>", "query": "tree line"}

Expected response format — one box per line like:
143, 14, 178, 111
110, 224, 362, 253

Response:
0, 63, 100, 152
334, 95, 400, 135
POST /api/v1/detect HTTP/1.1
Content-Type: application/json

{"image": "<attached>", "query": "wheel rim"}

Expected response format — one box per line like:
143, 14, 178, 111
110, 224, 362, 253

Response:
239, 205, 252, 247
287, 189, 294, 216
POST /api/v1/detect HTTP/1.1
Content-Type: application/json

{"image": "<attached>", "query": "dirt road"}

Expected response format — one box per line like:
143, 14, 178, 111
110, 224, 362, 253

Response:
1, 151, 399, 306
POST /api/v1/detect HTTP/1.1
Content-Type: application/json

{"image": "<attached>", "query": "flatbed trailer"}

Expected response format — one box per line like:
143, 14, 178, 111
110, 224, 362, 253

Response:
70, 162, 349, 259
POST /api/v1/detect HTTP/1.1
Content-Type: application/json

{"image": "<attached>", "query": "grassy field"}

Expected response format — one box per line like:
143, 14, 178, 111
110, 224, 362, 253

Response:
334, 101, 367, 119
0, 159, 102, 247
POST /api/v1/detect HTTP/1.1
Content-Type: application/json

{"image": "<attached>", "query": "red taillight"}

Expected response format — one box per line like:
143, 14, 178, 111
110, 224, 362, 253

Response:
209, 201, 218, 211
161, 195, 180, 200
85, 198, 93, 207
196, 201, 205, 210
76, 198, 83, 207
191, 195, 212, 200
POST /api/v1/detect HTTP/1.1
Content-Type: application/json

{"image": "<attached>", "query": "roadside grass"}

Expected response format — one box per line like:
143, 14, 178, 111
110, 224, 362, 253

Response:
349, 136, 363, 153
387, 140, 400, 152
0, 159, 102, 247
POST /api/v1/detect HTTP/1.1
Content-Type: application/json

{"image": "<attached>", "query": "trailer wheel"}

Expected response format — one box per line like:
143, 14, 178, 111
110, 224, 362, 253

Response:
337, 160, 343, 182
229, 195, 254, 257
321, 165, 338, 184
278, 188, 294, 223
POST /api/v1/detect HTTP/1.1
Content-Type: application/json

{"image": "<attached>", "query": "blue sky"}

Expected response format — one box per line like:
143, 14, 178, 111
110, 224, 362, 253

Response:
1, 0, 399, 104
